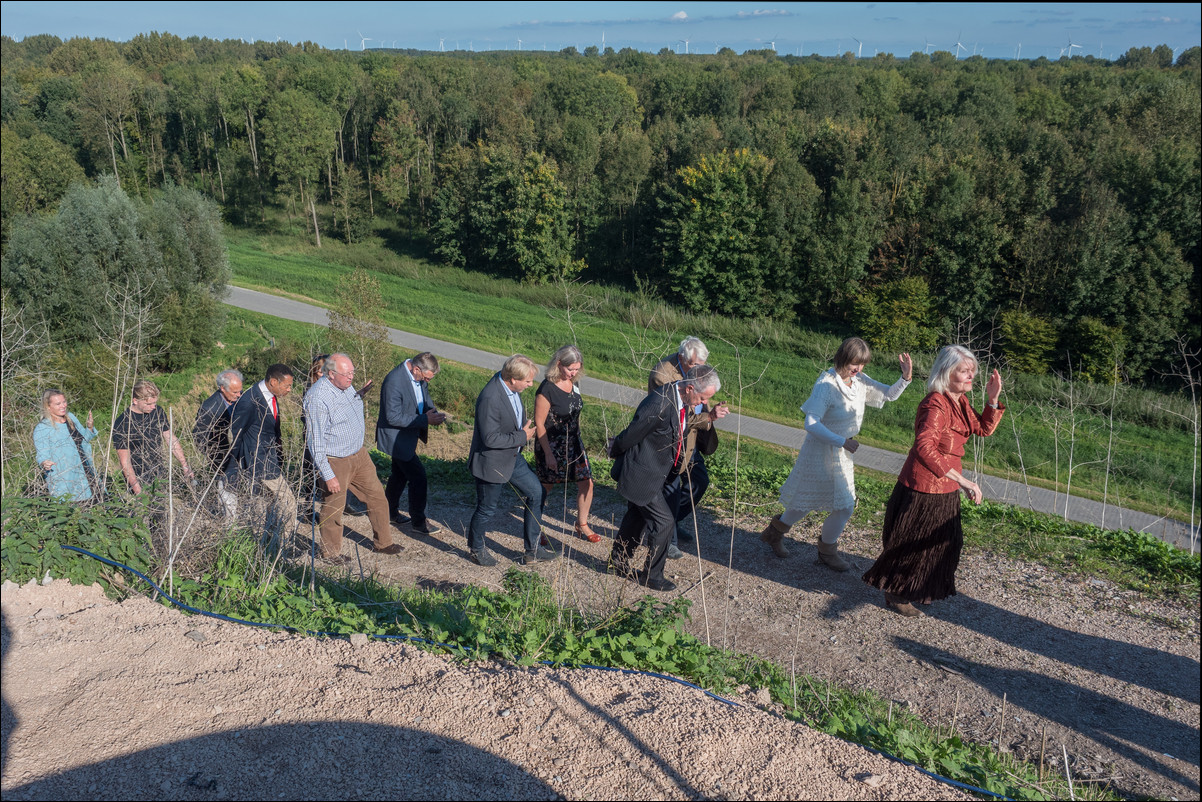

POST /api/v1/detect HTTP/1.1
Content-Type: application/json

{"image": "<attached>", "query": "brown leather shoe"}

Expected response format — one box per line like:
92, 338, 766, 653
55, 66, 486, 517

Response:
884, 592, 922, 617
374, 543, 404, 555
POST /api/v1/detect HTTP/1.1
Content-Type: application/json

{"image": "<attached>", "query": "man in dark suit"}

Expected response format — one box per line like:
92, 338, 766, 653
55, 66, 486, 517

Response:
465, 354, 554, 566
227, 363, 296, 536
609, 364, 722, 592
376, 352, 447, 535
194, 368, 243, 517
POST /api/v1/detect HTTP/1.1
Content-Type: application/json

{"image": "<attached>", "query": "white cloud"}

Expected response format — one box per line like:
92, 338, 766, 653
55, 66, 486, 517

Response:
671, 11, 688, 21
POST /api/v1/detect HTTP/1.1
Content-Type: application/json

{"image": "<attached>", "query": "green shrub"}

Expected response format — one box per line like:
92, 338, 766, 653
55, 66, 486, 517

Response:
851, 276, 941, 353
1062, 317, 1125, 384
999, 309, 1058, 374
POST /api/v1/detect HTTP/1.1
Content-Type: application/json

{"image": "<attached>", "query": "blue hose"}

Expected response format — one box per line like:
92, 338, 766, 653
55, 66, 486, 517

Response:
54, 544, 1009, 800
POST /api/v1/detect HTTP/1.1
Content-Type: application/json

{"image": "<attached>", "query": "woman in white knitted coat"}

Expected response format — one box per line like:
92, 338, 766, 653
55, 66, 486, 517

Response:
761, 337, 912, 570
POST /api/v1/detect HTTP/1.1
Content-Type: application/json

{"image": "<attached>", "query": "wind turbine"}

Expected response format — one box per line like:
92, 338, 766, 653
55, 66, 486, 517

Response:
954, 32, 966, 59
769, 41, 776, 52
357, 31, 371, 51
517, 38, 522, 50
679, 38, 689, 54
1064, 35, 1081, 57
852, 36, 862, 58
1016, 42, 1022, 59
439, 37, 445, 52
924, 37, 934, 55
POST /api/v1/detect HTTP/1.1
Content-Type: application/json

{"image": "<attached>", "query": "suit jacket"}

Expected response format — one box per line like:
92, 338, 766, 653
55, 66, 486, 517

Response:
376, 361, 436, 461
468, 374, 528, 484
611, 383, 684, 507
227, 385, 284, 483
193, 390, 234, 472
648, 355, 718, 465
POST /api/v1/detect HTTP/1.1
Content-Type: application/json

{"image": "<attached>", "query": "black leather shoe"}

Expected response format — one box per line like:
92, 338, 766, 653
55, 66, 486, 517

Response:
470, 550, 498, 567
520, 547, 559, 565
411, 519, 443, 535
390, 513, 410, 527
637, 572, 676, 592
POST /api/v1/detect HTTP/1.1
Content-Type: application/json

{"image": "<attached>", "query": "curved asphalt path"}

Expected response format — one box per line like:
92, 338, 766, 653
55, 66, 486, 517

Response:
227, 286, 1197, 550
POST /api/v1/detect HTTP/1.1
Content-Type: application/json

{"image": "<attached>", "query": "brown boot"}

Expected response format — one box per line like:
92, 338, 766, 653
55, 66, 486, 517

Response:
815, 537, 850, 572
759, 515, 790, 558
884, 592, 922, 617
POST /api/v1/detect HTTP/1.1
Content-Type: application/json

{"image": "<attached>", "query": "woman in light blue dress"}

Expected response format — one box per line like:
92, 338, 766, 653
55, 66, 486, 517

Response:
33, 389, 100, 503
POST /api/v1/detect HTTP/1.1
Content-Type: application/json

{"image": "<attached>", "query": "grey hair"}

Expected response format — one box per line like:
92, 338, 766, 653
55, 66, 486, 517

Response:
678, 336, 709, 364
216, 368, 244, 390
411, 352, 439, 374
545, 345, 583, 382
324, 352, 351, 376
928, 345, 979, 394
683, 364, 721, 395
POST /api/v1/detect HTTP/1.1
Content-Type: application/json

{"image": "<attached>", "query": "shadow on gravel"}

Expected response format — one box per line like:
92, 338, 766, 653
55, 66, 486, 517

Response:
894, 637, 1201, 799
547, 674, 704, 799
4, 721, 559, 801
921, 594, 1200, 704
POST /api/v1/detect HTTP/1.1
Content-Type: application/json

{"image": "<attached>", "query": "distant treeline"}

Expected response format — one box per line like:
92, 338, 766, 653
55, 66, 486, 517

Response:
1, 33, 1198, 383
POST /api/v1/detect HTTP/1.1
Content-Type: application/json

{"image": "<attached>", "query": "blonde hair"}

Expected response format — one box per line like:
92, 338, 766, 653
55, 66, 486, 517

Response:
132, 379, 160, 399
544, 345, 582, 383
501, 354, 538, 381
40, 389, 66, 422
928, 345, 979, 393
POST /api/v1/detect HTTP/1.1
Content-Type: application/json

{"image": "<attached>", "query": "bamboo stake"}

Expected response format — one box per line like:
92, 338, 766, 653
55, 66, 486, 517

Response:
998, 692, 1008, 752
1038, 726, 1047, 784
1063, 744, 1075, 800
951, 689, 960, 737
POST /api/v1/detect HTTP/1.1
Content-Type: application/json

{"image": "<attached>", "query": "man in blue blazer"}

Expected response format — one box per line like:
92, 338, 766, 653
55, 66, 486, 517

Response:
376, 352, 447, 534
465, 354, 554, 566
227, 363, 297, 537
609, 364, 721, 592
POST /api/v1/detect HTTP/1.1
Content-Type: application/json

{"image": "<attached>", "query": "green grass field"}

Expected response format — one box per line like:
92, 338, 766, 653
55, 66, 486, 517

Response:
225, 227, 1199, 522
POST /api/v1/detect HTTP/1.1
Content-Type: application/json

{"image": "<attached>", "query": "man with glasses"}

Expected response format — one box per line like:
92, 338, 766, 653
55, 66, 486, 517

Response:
377, 352, 448, 536
305, 353, 401, 564
193, 368, 243, 517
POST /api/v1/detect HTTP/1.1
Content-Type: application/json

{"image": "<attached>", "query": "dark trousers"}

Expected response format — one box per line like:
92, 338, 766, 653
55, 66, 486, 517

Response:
467, 456, 545, 555
385, 451, 428, 524
613, 487, 675, 582
675, 453, 710, 522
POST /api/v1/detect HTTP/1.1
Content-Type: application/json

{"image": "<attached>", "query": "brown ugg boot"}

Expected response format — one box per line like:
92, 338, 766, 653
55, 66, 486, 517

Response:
815, 537, 850, 572
759, 515, 790, 558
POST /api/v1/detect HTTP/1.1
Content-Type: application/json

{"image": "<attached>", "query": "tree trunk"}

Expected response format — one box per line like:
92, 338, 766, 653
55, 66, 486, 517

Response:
310, 196, 323, 248
245, 106, 260, 176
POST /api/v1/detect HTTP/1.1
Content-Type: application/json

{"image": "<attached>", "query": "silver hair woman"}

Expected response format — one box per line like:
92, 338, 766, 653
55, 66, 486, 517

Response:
534, 345, 600, 541
761, 337, 912, 568
862, 344, 1004, 617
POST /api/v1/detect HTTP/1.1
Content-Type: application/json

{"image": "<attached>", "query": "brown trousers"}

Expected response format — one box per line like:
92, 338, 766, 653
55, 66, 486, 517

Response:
318, 448, 394, 557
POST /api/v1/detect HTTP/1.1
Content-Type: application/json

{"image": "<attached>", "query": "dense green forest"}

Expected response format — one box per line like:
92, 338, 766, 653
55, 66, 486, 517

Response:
1, 33, 1199, 385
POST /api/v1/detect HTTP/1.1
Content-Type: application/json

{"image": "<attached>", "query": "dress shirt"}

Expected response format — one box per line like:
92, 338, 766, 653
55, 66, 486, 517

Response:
304, 375, 367, 481
405, 360, 425, 414
501, 374, 524, 427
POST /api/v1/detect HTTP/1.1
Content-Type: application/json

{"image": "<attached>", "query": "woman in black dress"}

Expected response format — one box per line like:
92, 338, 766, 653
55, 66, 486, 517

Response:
534, 345, 600, 542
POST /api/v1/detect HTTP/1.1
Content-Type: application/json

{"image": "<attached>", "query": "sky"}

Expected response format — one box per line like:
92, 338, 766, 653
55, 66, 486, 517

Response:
1, 2, 1198, 60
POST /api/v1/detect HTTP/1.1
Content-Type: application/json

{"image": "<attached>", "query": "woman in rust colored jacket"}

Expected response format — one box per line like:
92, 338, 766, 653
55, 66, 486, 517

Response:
862, 345, 1004, 617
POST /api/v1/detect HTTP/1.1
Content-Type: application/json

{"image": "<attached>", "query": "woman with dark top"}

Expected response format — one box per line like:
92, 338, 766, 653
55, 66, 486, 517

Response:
862, 345, 1004, 617
534, 345, 600, 542
34, 389, 100, 503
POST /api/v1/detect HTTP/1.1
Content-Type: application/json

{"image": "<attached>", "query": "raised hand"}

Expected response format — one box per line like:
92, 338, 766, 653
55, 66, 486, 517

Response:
898, 353, 913, 381
985, 369, 1003, 405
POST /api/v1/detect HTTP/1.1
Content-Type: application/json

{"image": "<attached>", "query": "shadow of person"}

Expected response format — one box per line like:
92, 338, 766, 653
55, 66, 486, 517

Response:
1, 612, 13, 775
893, 636, 1200, 799
919, 591, 1199, 704
6, 721, 558, 800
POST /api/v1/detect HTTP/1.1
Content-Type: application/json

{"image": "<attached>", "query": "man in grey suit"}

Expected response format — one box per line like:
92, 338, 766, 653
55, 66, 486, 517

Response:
377, 352, 447, 535
609, 364, 722, 592
466, 354, 554, 566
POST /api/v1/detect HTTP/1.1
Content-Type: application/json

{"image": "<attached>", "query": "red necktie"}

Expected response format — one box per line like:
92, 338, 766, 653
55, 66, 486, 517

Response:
271, 396, 278, 420
675, 407, 686, 466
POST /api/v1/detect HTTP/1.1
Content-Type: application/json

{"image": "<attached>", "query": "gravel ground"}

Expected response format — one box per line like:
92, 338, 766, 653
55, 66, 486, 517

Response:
2, 580, 967, 801
2, 431, 1198, 800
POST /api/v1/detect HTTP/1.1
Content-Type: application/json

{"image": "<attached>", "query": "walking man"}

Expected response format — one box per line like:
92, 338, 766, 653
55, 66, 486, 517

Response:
193, 368, 243, 517
377, 352, 447, 535
227, 363, 298, 540
610, 364, 723, 592
305, 353, 401, 564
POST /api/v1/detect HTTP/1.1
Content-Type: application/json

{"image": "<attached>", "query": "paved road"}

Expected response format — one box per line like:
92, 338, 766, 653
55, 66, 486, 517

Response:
227, 286, 1198, 550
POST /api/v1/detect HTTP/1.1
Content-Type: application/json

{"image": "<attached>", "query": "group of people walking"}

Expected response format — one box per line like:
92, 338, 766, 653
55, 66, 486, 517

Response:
34, 335, 1002, 616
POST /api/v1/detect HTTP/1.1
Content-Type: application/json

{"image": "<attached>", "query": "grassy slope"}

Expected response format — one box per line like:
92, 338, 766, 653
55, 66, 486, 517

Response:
226, 228, 1198, 522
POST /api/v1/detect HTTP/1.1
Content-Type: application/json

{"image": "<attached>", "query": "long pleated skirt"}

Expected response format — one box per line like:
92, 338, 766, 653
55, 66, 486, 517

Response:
862, 483, 962, 602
